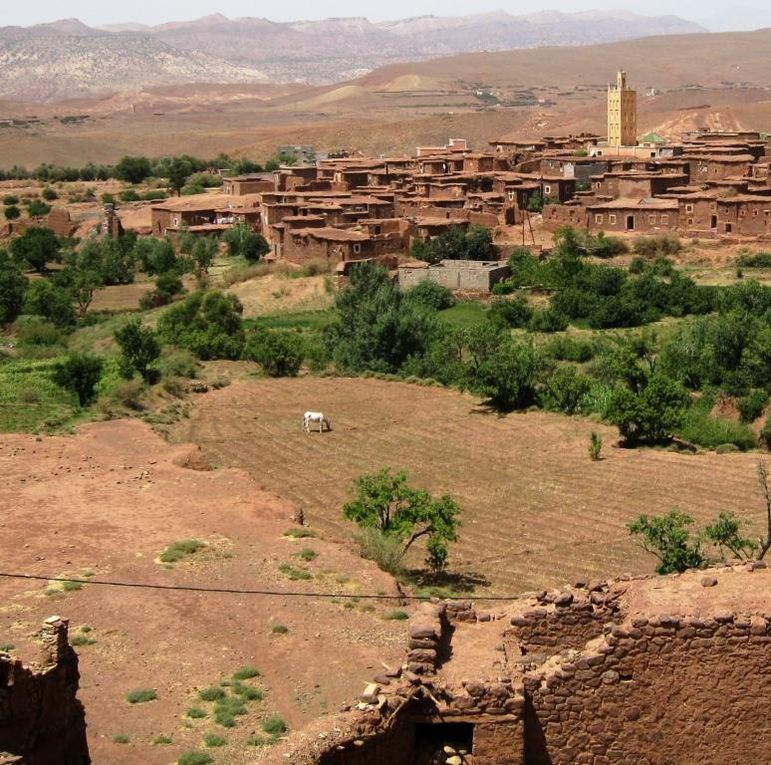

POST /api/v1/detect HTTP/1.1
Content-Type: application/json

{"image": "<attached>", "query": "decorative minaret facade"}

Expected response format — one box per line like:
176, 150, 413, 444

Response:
608, 70, 637, 148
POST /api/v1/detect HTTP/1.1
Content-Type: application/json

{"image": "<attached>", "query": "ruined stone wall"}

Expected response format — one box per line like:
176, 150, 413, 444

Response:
0, 617, 90, 765
506, 584, 623, 659
524, 611, 771, 765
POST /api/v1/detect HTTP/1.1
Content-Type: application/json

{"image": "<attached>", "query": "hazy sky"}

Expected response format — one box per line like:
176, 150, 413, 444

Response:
4, 1, 768, 27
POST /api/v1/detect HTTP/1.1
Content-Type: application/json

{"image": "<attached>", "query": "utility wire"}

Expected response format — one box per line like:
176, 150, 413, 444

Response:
0, 571, 521, 602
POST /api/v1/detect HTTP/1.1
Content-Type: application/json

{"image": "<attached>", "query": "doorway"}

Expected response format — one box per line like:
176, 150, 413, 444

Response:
626, 215, 635, 231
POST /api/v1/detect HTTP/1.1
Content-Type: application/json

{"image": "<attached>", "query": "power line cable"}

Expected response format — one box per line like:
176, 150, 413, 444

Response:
0, 571, 521, 602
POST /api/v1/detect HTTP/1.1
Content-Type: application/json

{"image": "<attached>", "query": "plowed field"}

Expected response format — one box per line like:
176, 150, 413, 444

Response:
172, 378, 767, 594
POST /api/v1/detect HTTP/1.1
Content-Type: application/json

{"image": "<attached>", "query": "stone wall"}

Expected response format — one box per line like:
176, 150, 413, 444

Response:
0, 617, 90, 765
506, 582, 623, 660
524, 610, 771, 765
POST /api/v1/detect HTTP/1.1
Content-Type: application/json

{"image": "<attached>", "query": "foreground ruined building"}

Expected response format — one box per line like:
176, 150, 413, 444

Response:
0, 617, 89, 765
265, 563, 770, 765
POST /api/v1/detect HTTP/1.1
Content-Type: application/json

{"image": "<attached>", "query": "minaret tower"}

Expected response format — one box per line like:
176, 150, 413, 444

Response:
608, 70, 637, 148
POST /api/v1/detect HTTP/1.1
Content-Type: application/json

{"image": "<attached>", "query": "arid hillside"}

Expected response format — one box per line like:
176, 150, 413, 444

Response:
0, 10, 703, 97
1, 28, 770, 166
357, 28, 771, 90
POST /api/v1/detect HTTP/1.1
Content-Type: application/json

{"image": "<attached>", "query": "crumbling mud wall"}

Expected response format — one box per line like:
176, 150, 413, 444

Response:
261, 567, 771, 765
0, 617, 90, 765
524, 611, 771, 765
506, 581, 624, 659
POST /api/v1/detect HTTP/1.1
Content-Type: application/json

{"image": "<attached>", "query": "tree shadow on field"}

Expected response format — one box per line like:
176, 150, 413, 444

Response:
468, 402, 511, 419
405, 569, 491, 594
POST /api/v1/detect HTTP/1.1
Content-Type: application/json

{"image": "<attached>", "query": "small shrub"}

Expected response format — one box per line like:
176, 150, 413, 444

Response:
160, 539, 206, 563
353, 527, 405, 577
406, 280, 455, 310
232, 666, 260, 680
203, 733, 227, 747
588, 431, 603, 461
232, 682, 263, 701
126, 688, 157, 704
214, 696, 247, 716
198, 687, 225, 702
735, 250, 771, 268
153, 735, 173, 745
271, 624, 289, 635
528, 307, 569, 333
157, 348, 199, 379
384, 610, 409, 621
738, 389, 768, 423
262, 715, 288, 736
108, 379, 146, 411
187, 707, 207, 719
62, 580, 83, 592
633, 234, 682, 258
678, 409, 756, 451
247, 735, 274, 746
277, 564, 312, 581
113, 734, 130, 744
177, 752, 213, 765
283, 527, 315, 539
214, 711, 236, 728
715, 443, 740, 454
546, 336, 595, 363
70, 634, 95, 646
296, 548, 317, 561
120, 189, 141, 202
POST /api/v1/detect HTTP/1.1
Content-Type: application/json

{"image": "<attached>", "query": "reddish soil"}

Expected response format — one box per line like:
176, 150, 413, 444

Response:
0, 420, 406, 765
172, 377, 769, 594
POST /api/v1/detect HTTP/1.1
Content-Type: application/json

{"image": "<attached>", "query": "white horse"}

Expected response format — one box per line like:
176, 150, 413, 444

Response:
303, 411, 331, 433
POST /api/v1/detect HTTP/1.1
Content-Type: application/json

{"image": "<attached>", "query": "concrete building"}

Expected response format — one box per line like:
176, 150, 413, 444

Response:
399, 259, 509, 294
607, 70, 637, 148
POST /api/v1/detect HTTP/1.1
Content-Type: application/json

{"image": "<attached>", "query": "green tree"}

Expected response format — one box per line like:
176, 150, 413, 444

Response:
166, 157, 193, 196
114, 319, 161, 383
0, 251, 28, 325
191, 237, 219, 274
223, 224, 269, 262
10, 227, 60, 273
115, 156, 152, 185
53, 353, 103, 406
243, 330, 303, 377
461, 327, 544, 411
24, 280, 75, 328
410, 225, 495, 265
628, 510, 705, 574
157, 290, 244, 360
607, 373, 689, 445
26, 199, 51, 217
343, 468, 461, 573
704, 512, 756, 561
4, 205, 20, 220
325, 262, 438, 373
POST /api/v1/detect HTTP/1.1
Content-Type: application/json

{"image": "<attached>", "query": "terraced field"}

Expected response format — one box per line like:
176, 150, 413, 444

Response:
172, 377, 766, 594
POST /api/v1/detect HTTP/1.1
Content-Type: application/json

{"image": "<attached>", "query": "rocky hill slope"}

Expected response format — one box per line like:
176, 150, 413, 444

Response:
0, 10, 704, 99
0, 27, 267, 101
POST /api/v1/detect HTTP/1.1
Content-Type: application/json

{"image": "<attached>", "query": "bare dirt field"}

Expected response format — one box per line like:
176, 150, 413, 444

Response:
172, 377, 768, 594
0, 419, 406, 765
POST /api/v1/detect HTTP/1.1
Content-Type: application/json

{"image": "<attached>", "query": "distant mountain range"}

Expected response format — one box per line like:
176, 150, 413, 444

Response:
0, 10, 706, 101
